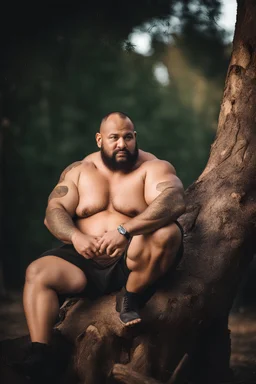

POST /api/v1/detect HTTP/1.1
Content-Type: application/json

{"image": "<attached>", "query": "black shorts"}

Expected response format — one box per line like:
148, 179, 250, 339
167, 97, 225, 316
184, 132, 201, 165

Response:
40, 245, 130, 301
40, 221, 184, 303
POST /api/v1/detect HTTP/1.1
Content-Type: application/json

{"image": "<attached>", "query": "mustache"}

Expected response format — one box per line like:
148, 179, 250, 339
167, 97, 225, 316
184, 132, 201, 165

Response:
114, 149, 130, 155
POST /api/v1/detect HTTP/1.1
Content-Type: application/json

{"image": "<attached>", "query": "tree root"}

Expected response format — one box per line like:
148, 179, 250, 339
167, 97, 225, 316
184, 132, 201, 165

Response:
112, 352, 190, 384
75, 325, 105, 383
112, 363, 162, 384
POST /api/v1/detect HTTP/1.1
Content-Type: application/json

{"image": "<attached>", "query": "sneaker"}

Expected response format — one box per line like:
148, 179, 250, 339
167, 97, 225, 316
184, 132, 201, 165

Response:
116, 289, 142, 326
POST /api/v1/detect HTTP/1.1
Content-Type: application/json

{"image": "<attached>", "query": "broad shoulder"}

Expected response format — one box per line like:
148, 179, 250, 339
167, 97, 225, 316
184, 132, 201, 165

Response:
143, 159, 183, 194
58, 161, 83, 183
142, 159, 176, 175
83, 151, 99, 162
58, 157, 96, 184
139, 149, 158, 163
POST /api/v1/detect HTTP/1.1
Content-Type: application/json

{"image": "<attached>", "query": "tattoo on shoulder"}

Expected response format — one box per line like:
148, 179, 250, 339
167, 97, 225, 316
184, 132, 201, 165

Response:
59, 161, 81, 182
156, 181, 173, 192
48, 186, 69, 201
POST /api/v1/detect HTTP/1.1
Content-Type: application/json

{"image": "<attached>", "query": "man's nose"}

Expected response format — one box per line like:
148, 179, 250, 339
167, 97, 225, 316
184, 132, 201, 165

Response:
117, 138, 126, 149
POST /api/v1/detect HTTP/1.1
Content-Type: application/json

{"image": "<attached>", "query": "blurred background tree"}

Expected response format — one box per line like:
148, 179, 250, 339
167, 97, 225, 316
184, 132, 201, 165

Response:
1, 0, 235, 288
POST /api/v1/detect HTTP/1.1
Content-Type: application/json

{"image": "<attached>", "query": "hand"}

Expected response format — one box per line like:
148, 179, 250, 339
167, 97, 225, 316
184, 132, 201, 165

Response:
71, 230, 100, 259
97, 230, 129, 258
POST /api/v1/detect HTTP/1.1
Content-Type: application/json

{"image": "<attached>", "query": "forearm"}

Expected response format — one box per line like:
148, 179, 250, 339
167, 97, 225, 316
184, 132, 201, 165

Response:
124, 189, 185, 236
45, 206, 80, 243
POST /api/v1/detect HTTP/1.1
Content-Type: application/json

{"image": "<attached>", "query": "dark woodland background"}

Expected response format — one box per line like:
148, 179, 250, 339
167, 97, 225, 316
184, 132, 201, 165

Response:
0, 0, 255, 310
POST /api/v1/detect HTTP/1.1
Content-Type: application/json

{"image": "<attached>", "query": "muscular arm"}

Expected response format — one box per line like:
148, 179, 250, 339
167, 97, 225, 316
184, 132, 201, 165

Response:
124, 160, 186, 236
44, 162, 81, 242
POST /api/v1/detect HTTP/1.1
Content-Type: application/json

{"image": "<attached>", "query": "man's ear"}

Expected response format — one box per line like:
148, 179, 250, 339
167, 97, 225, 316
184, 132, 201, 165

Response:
134, 131, 137, 138
95, 132, 102, 148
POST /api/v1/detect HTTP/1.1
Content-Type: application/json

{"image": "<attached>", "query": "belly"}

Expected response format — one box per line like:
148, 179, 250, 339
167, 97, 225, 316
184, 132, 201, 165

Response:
75, 211, 132, 267
75, 211, 131, 236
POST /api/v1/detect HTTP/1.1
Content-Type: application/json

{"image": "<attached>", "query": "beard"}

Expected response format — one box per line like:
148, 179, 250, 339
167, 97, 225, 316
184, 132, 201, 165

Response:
101, 142, 139, 172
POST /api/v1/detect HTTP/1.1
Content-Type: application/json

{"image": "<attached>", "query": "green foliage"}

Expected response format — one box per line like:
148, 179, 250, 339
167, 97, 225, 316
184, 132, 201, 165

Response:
2, 4, 229, 286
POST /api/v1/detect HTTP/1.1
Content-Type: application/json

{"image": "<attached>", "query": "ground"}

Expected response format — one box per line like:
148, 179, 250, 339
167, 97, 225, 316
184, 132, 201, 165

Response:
0, 292, 255, 383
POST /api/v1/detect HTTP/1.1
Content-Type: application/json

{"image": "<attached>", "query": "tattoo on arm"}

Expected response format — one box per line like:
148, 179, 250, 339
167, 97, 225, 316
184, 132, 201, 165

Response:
46, 164, 80, 241
156, 181, 174, 192
59, 161, 81, 183
46, 207, 76, 242
46, 185, 76, 241
48, 186, 69, 202
125, 181, 185, 236
145, 182, 179, 220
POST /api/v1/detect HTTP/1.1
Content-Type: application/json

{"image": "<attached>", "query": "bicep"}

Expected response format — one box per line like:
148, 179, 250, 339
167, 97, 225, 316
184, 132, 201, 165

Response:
47, 181, 79, 217
144, 161, 184, 205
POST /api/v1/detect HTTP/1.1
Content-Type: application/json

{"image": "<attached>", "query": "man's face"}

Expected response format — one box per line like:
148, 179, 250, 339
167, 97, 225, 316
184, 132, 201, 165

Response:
96, 117, 138, 172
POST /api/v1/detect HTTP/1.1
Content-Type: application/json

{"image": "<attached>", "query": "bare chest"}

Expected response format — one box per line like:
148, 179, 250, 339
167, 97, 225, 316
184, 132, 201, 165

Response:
76, 169, 147, 217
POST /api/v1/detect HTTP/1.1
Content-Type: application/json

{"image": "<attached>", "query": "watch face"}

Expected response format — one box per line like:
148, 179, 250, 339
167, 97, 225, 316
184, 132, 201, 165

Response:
119, 226, 126, 235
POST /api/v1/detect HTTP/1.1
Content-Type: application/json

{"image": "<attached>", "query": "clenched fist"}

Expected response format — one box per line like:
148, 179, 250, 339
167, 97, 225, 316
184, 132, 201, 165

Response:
71, 230, 100, 259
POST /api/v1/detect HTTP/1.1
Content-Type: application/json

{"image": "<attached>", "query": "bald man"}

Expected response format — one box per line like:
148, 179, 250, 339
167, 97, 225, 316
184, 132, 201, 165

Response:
20, 112, 185, 379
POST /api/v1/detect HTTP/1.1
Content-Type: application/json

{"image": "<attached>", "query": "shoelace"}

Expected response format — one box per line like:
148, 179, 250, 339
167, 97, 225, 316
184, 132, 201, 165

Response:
123, 295, 131, 311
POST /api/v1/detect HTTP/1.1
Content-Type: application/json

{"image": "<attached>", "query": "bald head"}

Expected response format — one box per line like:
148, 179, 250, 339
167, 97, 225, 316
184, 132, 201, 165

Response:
96, 112, 138, 172
100, 112, 134, 134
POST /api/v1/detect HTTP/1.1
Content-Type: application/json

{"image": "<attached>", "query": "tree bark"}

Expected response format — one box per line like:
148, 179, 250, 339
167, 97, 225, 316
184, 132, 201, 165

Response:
1, 1, 256, 383
0, 121, 6, 297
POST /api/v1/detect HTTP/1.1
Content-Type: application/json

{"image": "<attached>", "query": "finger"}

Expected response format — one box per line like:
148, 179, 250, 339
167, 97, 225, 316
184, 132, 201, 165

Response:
81, 252, 91, 259
97, 237, 105, 246
110, 249, 119, 258
93, 246, 101, 257
91, 246, 98, 254
99, 242, 107, 254
106, 245, 114, 256
85, 249, 94, 258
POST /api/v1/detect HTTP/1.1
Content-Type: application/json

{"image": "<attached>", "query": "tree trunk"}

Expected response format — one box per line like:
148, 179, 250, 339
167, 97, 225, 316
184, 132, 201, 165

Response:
1, 1, 256, 383
0, 119, 6, 297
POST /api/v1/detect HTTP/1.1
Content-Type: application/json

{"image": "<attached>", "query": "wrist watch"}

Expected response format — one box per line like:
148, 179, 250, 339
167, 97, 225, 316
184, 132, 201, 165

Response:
117, 225, 131, 240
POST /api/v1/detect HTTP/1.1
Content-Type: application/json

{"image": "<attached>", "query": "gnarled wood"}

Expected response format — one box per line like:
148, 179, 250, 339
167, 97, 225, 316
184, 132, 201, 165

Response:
112, 364, 161, 384
1, 1, 256, 383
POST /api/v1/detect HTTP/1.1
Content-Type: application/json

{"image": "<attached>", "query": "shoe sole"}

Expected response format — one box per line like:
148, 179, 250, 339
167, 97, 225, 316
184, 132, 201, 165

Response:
119, 317, 142, 327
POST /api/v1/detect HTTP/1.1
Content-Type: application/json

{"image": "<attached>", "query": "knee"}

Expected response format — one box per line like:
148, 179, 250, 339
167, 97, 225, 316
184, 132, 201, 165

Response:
69, 270, 87, 293
25, 259, 87, 293
151, 223, 181, 250
25, 260, 43, 284
25, 259, 57, 287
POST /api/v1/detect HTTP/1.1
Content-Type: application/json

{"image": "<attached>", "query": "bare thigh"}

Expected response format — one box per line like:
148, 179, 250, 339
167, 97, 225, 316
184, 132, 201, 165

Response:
25, 256, 87, 294
126, 222, 182, 271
